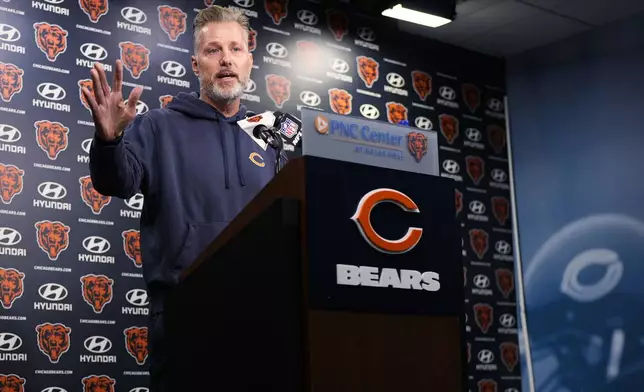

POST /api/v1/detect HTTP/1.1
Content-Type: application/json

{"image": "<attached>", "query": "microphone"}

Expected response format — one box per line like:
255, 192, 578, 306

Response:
273, 112, 303, 152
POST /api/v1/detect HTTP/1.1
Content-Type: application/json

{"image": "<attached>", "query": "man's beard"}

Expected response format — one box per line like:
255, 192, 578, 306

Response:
200, 72, 248, 103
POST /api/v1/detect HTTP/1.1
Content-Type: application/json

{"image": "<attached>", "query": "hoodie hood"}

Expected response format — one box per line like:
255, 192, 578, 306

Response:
165, 91, 250, 189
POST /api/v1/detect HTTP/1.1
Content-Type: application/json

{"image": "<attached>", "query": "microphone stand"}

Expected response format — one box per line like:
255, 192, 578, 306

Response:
252, 125, 284, 175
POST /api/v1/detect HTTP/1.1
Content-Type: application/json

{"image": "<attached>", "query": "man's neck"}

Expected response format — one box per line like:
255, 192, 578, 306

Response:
200, 92, 241, 118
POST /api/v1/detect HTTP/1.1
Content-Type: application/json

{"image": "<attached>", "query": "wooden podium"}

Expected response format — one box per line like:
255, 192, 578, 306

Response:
164, 155, 466, 391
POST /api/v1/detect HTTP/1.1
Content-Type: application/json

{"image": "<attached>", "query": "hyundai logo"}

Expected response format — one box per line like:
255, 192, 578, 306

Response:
439, 86, 456, 100
442, 159, 460, 174
491, 168, 508, 182
478, 349, 494, 363
126, 289, 149, 306
233, 0, 254, 7
296, 10, 318, 25
266, 42, 288, 58
82, 236, 111, 254
469, 200, 485, 214
357, 26, 376, 42
473, 274, 490, 288
499, 313, 516, 327
0, 24, 20, 42
414, 116, 432, 130
466, 128, 482, 142
44, 0, 65, 3
80, 43, 108, 61
359, 104, 379, 119
124, 193, 144, 210
42, 388, 68, 392
0, 124, 21, 143
0, 227, 21, 246
84, 336, 112, 354
129, 388, 149, 392
161, 60, 186, 78
37, 181, 67, 200
386, 72, 405, 88
81, 138, 92, 154
38, 283, 68, 302
125, 99, 149, 115
0, 332, 22, 351
299, 91, 320, 106
121, 7, 147, 24
244, 79, 256, 93
495, 240, 512, 255
330, 58, 349, 73
37, 82, 66, 101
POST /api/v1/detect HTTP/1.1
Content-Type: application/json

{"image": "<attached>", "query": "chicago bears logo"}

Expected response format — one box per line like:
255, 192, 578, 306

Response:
356, 56, 379, 88
124, 326, 148, 365
466, 156, 484, 185
35, 220, 70, 261
265, 74, 290, 109
411, 70, 431, 101
33, 22, 68, 62
500, 342, 518, 372
82, 375, 115, 392
407, 131, 428, 163
0, 374, 26, 392
248, 28, 257, 52
462, 83, 480, 113
158, 5, 187, 42
492, 196, 509, 225
455, 188, 462, 216
0, 62, 24, 103
477, 379, 497, 392
159, 94, 173, 108
204, 0, 215, 5
0, 268, 25, 310
78, 79, 95, 112
247, 114, 263, 123
79, 175, 111, 214
297, 40, 321, 71
328, 88, 352, 115
326, 9, 348, 41
469, 228, 488, 259
265, 0, 289, 25
386, 102, 407, 124
79, 0, 109, 23
439, 114, 459, 144
122, 229, 142, 268
0, 163, 24, 204
495, 268, 514, 298
119, 41, 150, 79
81, 274, 114, 313
35, 120, 69, 160
36, 322, 71, 363
487, 124, 506, 154
473, 303, 493, 333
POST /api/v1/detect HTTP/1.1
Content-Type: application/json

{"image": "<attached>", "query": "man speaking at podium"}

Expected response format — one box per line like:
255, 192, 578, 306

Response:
83, 5, 279, 391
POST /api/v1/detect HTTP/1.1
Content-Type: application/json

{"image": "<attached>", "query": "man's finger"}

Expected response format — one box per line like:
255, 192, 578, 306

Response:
96, 63, 111, 97
113, 59, 123, 94
90, 68, 105, 106
127, 86, 143, 110
81, 87, 98, 113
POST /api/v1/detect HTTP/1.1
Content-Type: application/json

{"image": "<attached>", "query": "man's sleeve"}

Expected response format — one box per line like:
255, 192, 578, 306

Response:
88, 114, 157, 199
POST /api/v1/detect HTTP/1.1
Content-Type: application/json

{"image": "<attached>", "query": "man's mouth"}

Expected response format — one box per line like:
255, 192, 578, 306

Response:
216, 71, 238, 79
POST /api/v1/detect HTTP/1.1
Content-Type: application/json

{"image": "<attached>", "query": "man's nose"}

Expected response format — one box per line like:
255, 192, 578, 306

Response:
219, 49, 232, 65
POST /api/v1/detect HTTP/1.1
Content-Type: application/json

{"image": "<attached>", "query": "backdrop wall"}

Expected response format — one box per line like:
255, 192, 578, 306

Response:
507, 10, 644, 392
0, 0, 518, 390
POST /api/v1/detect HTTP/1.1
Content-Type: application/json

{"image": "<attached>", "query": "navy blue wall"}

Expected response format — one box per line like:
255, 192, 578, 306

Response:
507, 10, 644, 392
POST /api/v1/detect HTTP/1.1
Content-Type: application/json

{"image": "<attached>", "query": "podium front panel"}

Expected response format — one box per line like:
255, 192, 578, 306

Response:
304, 156, 463, 316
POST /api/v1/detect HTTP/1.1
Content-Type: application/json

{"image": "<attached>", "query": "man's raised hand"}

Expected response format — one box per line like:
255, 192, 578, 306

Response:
81, 60, 144, 142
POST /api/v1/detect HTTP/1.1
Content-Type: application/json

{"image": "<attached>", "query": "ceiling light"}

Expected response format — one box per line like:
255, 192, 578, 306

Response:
382, 4, 452, 28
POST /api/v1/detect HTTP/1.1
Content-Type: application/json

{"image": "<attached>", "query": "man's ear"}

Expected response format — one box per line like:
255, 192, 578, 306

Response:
191, 55, 199, 76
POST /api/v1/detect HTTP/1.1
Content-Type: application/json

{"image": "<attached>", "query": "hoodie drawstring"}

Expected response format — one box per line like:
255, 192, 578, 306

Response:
234, 129, 246, 186
220, 125, 231, 189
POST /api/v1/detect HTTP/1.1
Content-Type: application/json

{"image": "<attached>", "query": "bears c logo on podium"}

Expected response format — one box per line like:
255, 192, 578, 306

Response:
351, 188, 423, 254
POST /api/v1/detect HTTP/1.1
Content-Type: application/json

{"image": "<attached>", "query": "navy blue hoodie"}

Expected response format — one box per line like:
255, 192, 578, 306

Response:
89, 92, 280, 314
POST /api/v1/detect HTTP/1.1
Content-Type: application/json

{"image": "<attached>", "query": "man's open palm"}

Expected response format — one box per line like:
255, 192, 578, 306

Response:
81, 60, 143, 141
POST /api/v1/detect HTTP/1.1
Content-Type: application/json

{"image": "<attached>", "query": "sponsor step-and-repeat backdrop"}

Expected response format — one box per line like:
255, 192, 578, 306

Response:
0, 0, 518, 390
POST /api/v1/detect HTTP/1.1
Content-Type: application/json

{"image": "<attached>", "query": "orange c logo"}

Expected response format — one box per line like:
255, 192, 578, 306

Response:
249, 152, 265, 167
350, 188, 423, 254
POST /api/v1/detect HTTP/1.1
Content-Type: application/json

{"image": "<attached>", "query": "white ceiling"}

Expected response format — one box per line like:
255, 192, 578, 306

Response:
396, 0, 644, 58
